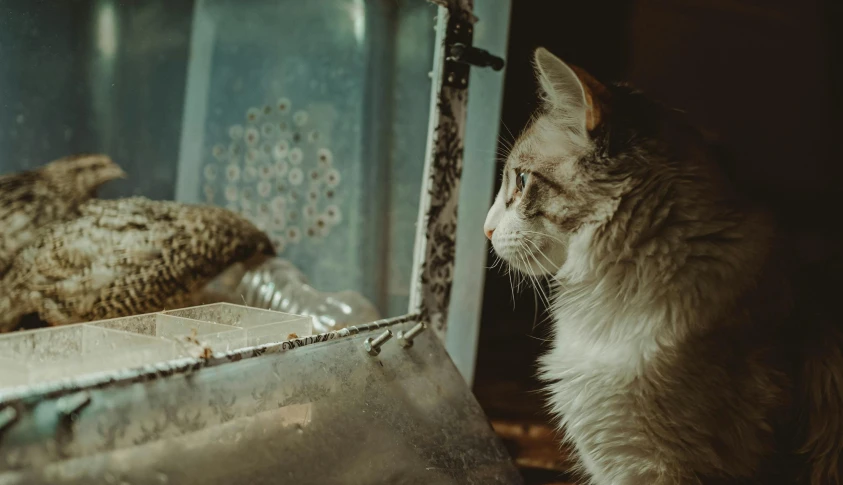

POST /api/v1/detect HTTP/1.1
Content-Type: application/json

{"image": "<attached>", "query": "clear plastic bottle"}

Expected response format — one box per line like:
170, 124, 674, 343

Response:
203, 258, 381, 334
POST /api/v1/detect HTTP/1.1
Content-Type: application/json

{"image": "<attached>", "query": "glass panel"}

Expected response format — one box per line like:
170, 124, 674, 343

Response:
0, 321, 522, 484
446, 0, 512, 384
0, 0, 437, 322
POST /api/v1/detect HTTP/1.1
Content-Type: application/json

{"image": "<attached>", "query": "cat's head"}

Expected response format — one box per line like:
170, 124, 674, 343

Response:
485, 48, 711, 279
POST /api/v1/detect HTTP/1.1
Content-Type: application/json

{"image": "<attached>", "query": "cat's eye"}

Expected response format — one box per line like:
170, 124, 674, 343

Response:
515, 171, 529, 192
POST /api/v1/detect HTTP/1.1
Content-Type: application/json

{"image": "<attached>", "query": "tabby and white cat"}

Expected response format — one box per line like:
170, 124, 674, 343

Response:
484, 47, 843, 484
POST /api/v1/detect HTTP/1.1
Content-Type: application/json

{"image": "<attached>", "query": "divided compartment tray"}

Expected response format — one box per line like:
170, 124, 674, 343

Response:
161, 303, 314, 346
92, 313, 248, 355
0, 303, 314, 392
0, 325, 176, 390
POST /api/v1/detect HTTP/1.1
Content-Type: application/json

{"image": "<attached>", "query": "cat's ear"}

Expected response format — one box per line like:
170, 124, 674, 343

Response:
534, 48, 604, 132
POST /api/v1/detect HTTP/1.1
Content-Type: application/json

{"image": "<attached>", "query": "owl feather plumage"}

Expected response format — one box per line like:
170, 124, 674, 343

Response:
0, 197, 275, 332
0, 154, 125, 275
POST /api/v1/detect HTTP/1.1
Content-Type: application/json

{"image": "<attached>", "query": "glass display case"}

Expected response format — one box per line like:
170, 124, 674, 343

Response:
0, 0, 438, 317
0, 0, 514, 481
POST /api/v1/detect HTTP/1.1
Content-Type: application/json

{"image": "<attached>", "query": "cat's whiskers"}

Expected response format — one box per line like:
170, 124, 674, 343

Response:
526, 333, 553, 344
466, 146, 510, 161
487, 249, 503, 271
496, 132, 515, 162
517, 247, 537, 321
519, 242, 557, 330
520, 230, 567, 246
500, 120, 517, 148
522, 237, 556, 272
506, 258, 517, 305
518, 240, 553, 311
522, 238, 563, 296
512, 244, 544, 328
517, 265, 528, 293
511, 248, 529, 293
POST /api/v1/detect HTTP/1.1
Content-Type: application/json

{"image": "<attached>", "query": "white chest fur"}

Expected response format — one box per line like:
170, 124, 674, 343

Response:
539, 301, 674, 484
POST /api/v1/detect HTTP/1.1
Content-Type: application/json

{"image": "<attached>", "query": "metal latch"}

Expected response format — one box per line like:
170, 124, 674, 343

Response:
449, 43, 505, 71
442, 11, 506, 89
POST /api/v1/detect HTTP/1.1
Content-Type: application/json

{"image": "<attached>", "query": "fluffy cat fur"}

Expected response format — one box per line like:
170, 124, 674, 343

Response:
484, 47, 843, 484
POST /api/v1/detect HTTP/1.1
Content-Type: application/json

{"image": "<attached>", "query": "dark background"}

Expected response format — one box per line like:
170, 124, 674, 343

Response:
472, 1, 841, 482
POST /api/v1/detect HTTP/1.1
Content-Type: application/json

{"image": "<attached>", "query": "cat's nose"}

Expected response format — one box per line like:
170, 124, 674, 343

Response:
484, 227, 495, 240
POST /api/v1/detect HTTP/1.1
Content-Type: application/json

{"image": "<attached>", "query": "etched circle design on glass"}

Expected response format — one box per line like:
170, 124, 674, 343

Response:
211, 97, 344, 254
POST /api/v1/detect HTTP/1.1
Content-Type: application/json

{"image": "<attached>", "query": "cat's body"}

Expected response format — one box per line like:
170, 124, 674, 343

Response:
541, 255, 800, 484
484, 48, 843, 484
